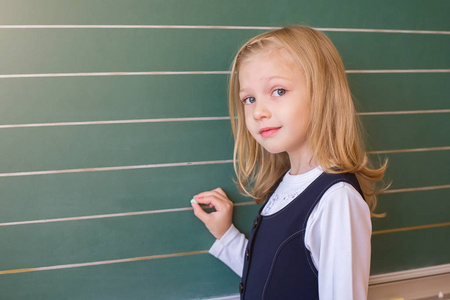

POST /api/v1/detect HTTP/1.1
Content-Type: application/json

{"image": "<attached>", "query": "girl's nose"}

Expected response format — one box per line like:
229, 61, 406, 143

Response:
253, 100, 271, 120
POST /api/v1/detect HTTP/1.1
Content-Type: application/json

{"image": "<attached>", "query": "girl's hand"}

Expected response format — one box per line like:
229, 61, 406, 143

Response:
191, 188, 233, 239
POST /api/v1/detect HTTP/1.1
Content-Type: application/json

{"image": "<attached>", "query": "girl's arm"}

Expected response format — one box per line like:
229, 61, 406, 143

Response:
306, 182, 371, 300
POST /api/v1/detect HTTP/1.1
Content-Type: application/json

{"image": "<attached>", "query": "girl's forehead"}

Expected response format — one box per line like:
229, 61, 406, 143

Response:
240, 46, 291, 62
237, 48, 303, 76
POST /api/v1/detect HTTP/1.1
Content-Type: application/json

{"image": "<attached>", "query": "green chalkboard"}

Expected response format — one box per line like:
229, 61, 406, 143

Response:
0, 1, 449, 299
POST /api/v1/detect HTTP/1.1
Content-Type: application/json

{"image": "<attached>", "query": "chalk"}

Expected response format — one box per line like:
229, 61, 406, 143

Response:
390, 298, 404, 300
438, 291, 444, 299
190, 198, 198, 204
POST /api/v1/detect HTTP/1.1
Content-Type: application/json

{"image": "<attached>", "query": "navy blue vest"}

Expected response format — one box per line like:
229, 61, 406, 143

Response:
239, 172, 363, 299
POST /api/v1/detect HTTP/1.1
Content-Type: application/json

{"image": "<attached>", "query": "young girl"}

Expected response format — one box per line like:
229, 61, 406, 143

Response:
191, 25, 386, 299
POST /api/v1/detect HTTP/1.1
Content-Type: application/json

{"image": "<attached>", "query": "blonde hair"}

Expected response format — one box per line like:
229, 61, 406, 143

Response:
229, 25, 387, 216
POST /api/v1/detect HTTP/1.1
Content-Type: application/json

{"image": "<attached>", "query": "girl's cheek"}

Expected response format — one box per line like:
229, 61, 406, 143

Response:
243, 109, 254, 125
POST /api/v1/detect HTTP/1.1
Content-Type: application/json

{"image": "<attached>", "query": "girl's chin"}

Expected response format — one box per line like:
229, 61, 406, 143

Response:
261, 146, 285, 155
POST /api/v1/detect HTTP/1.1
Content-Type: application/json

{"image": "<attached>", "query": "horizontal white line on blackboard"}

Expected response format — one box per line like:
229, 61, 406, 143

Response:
0, 109, 448, 129
0, 116, 231, 128
0, 25, 448, 35
346, 69, 450, 74
0, 207, 194, 226
1, 184, 448, 227
1, 222, 449, 275
372, 222, 450, 235
368, 146, 450, 154
382, 184, 450, 194
0, 146, 448, 177
0, 69, 449, 79
0, 250, 210, 275
359, 109, 450, 116
0, 202, 255, 227
0, 71, 231, 78
0, 159, 233, 177
319, 28, 450, 35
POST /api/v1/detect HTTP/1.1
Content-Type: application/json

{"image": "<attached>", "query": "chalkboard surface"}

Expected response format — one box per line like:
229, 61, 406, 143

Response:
0, 1, 449, 299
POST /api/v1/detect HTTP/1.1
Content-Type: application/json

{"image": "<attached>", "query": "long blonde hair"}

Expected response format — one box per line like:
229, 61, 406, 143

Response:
229, 25, 387, 216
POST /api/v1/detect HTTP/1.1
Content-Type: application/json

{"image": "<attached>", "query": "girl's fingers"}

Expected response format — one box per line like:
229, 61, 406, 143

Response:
194, 190, 232, 211
191, 202, 210, 223
213, 187, 227, 196
194, 196, 225, 208
191, 188, 234, 239
194, 192, 223, 203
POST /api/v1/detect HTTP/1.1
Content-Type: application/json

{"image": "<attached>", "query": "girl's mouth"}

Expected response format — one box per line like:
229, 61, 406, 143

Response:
259, 127, 281, 138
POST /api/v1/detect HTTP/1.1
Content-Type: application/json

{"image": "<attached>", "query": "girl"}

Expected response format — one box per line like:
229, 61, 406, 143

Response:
191, 25, 386, 299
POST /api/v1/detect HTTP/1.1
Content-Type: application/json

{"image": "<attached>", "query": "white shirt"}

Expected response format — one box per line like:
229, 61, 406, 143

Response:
209, 167, 371, 300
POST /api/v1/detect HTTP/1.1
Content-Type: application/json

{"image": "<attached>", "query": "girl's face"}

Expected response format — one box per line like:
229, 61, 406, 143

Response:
238, 49, 312, 165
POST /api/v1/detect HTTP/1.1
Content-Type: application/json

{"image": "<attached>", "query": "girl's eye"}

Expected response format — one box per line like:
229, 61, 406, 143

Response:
272, 88, 286, 97
243, 97, 256, 105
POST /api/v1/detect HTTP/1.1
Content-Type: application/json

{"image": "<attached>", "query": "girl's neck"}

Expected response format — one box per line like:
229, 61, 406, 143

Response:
289, 163, 318, 175
288, 154, 318, 175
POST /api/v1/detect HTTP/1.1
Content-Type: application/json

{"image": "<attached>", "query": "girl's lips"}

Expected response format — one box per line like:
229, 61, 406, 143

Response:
259, 127, 281, 138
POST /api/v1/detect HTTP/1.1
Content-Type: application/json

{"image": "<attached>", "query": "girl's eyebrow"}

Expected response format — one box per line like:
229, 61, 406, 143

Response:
239, 87, 249, 94
239, 75, 292, 93
265, 75, 292, 82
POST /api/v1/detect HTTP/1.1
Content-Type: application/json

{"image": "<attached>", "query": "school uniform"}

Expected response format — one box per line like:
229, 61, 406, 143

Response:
210, 167, 371, 299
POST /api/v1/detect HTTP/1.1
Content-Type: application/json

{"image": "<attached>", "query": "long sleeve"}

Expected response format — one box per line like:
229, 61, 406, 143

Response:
305, 182, 372, 300
209, 224, 248, 276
